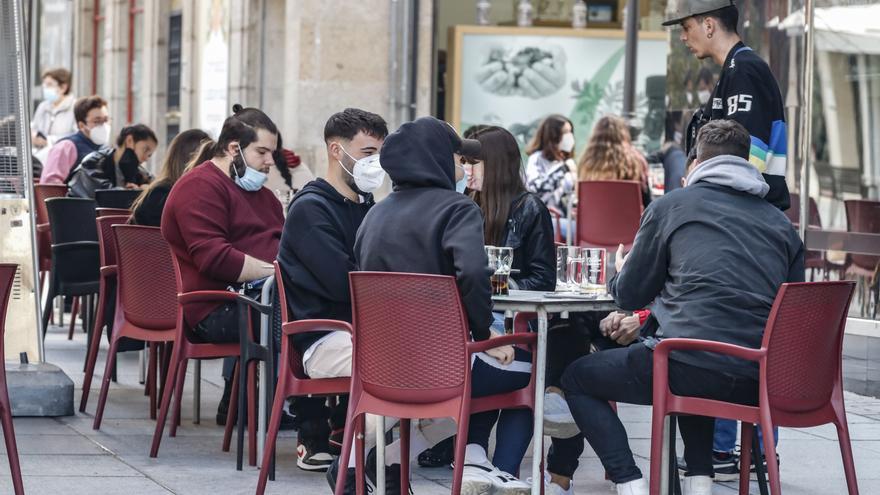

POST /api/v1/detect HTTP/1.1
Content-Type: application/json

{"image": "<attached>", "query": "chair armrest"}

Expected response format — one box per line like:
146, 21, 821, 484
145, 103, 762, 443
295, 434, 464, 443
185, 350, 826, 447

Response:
547, 206, 562, 220
100, 265, 116, 277
282, 319, 353, 337
512, 312, 537, 334
177, 290, 271, 314
653, 338, 765, 364
37, 223, 50, 233
468, 333, 537, 355
51, 240, 100, 254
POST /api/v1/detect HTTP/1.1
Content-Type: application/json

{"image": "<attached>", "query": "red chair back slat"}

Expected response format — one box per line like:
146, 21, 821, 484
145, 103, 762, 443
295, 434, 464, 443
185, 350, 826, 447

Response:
576, 180, 643, 249
273, 261, 308, 380
844, 199, 880, 272
0, 265, 16, 347
112, 225, 177, 330
33, 184, 68, 226
763, 282, 856, 414
97, 207, 131, 218
349, 272, 469, 404
96, 215, 130, 269
786, 193, 822, 228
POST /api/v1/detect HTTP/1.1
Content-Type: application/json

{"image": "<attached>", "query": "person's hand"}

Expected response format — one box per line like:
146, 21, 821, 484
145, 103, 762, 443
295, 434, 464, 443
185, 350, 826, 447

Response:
517, 46, 566, 99
485, 344, 515, 366
600, 311, 641, 345
475, 61, 516, 95
124, 182, 142, 190
32, 134, 47, 148
615, 244, 630, 273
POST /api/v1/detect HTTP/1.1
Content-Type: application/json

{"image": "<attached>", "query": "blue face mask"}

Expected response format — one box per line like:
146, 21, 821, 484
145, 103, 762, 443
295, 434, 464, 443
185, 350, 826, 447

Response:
455, 163, 469, 194
234, 144, 268, 191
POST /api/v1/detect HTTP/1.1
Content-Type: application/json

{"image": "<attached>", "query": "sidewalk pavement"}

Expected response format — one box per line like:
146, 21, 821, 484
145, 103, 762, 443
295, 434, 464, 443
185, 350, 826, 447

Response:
1, 323, 879, 494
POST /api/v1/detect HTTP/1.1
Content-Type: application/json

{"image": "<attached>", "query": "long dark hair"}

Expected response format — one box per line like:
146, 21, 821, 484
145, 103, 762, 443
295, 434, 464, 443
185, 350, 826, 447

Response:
526, 114, 573, 162
466, 126, 527, 246
131, 128, 211, 215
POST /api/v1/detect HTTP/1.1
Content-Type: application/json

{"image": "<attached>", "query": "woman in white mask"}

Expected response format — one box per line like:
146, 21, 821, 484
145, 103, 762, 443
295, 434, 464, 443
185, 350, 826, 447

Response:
524, 114, 576, 239
31, 68, 77, 152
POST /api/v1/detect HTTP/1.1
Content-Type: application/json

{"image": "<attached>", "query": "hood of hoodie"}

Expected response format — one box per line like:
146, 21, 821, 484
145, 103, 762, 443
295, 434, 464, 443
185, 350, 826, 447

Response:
686, 154, 770, 198
294, 177, 373, 206
380, 117, 458, 190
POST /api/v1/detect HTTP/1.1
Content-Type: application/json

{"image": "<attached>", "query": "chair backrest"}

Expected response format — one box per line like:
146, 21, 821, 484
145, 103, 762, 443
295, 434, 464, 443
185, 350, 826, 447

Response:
0, 264, 17, 355
95, 189, 141, 209
349, 272, 470, 404
96, 215, 130, 268
762, 281, 855, 414
786, 193, 822, 229
112, 225, 177, 330
33, 184, 68, 225
46, 197, 98, 244
96, 207, 131, 218
844, 199, 880, 270
274, 261, 311, 379
576, 180, 643, 249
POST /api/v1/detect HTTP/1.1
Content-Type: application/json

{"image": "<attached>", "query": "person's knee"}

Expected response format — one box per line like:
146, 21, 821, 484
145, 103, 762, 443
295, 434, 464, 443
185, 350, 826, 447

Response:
560, 353, 598, 396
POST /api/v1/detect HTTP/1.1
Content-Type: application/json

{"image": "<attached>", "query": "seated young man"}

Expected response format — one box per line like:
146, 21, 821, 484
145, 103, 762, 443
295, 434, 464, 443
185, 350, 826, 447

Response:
355, 116, 534, 494
560, 120, 804, 495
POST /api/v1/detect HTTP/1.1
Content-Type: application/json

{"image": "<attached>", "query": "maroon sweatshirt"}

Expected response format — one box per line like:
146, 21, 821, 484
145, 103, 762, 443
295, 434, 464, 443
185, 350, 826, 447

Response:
161, 161, 283, 327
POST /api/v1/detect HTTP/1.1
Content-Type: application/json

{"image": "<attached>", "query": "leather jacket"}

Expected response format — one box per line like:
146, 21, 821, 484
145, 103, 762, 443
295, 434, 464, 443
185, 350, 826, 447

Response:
503, 192, 556, 291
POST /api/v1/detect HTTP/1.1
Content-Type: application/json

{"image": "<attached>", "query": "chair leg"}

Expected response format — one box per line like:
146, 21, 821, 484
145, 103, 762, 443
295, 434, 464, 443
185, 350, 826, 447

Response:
759, 416, 781, 495
751, 426, 769, 495
649, 404, 668, 495
147, 343, 158, 419
450, 414, 470, 495
92, 336, 122, 430
400, 418, 411, 493
169, 359, 189, 437
739, 423, 754, 495
834, 414, 860, 495
256, 376, 288, 495
668, 417, 681, 495
68, 297, 79, 340
335, 411, 358, 495
237, 357, 248, 470
0, 390, 24, 495
150, 343, 182, 458
248, 360, 257, 467
223, 361, 240, 452
80, 290, 108, 412
41, 281, 55, 337
356, 415, 366, 495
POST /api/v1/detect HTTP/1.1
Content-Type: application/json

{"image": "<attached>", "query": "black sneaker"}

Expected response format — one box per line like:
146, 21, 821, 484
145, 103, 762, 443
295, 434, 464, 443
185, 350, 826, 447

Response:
365, 448, 413, 495
329, 427, 344, 456
326, 455, 374, 495
297, 438, 334, 472
749, 453, 780, 481
418, 437, 455, 468
677, 451, 739, 482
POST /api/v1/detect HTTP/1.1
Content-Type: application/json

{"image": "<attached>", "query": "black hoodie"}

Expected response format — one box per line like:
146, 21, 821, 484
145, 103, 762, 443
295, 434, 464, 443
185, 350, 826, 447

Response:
354, 117, 493, 341
277, 178, 373, 353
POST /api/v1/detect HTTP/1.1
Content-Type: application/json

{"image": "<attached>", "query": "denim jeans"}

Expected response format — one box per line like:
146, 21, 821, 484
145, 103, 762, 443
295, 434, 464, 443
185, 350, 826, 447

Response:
713, 419, 778, 454
561, 343, 759, 483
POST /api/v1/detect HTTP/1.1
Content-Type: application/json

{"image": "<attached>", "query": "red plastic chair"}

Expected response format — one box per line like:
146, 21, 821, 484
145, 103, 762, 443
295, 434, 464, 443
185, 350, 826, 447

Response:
649, 281, 858, 495
547, 206, 565, 244
80, 215, 133, 413
844, 200, 880, 318
335, 272, 537, 495
91, 225, 180, 430
0, 264, 24, 495
788, 193, 835, 280
34, 184, 69, 323
576, 180, 643, 250
255, 262, 353, 494
149, 251, 254, 458
96, 207, 132, 218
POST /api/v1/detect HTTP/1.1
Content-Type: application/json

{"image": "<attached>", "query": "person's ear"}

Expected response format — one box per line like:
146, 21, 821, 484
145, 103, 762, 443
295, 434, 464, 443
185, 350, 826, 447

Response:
227, 140, 240, 158
77, 121, 87, 133
124, 134, 135, 149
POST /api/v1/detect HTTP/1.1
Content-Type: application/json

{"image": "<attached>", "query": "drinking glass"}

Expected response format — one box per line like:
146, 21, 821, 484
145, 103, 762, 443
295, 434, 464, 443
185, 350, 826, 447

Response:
485, 246, 514, 295
580, 248, 606, 295
556, 246, 580, 292
566, 254, 585, 290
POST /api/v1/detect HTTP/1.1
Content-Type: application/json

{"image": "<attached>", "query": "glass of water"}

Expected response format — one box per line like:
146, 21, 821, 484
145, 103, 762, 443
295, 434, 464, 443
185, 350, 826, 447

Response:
556, 245, 580, 292
580, 248, 607, 295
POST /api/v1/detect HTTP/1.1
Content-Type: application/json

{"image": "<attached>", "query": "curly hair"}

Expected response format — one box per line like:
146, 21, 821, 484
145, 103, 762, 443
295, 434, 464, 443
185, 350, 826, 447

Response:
577, 115, 643, 182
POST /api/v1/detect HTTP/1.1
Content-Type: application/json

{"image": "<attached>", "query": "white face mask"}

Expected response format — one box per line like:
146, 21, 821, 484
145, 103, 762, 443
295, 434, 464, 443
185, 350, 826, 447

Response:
42, 86, 59, 103
698, 89, 711, 105
559, 132, 575, 153
338, 145, 386, 193
88, 123, 111, 146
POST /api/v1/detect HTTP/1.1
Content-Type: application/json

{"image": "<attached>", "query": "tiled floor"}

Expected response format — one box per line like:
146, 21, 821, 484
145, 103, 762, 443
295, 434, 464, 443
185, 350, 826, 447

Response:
1, 324, 878, 494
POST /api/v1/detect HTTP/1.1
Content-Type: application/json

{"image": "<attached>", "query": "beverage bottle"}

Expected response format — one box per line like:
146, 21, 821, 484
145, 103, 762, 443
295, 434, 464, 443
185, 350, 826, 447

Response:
572, 0, 587, 28
517, 0, 533, 27
476, 0, 491, 25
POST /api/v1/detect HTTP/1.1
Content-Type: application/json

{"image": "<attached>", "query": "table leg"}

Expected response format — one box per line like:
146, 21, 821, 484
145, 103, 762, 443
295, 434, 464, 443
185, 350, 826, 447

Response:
376, 416, 386, 493
193, 361, 201, 424
531, 306, 549, 495
257, 278, 273, 466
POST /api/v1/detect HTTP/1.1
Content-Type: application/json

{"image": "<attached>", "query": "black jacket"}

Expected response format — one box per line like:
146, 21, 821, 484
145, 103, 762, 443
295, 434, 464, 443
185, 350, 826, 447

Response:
355, 117, 493, 341
277, 178, 373, 353
131, 182, 171, 227
609, 154, 804, 379
67, 148, 149, 199
503, 192, 556, 291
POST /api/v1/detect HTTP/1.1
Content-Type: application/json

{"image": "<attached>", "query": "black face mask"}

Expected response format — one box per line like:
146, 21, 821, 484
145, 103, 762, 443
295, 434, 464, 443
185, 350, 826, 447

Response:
119, 148, 142, 184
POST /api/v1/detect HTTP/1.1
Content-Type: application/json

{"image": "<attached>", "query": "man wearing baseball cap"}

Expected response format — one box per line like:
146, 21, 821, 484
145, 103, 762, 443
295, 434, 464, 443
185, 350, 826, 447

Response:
665, 0, 786, 484
666, 0, 790, 213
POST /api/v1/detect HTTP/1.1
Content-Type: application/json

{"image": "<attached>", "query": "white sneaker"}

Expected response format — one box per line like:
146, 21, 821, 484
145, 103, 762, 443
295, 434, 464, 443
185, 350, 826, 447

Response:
616, 477, 649, 495
461, 464, 494, 495
543, 471, 574, 494
544, 390, 580, 439
487, 468, 530, 495
682, 475, 713, 495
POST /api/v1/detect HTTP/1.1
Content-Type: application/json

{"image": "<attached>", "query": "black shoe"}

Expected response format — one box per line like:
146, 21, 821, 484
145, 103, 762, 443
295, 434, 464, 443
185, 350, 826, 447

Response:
749, 453, 780, 481
326, 455, 374, 495
329, 427, 344, 456
216, 379, 232, 426
366, 448, 413, 495
417, 436, 454, 468
677, 451, 739, 482
297, 437, 334, 472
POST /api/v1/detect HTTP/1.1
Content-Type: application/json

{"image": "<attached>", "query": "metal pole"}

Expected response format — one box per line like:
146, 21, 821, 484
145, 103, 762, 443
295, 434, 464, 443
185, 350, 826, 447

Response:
798, 0, 815, 239
622, 0, 639, 119
388, 0, 400, 127
407, 0, 419, 121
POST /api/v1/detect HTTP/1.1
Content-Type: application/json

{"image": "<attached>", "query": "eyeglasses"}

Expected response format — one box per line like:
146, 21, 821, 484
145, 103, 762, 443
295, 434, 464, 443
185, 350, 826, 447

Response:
87, 117, 111, 126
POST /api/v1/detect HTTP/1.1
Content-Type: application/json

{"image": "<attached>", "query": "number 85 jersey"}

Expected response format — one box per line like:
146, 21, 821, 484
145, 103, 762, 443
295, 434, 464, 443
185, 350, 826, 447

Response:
686, 41, 790, 211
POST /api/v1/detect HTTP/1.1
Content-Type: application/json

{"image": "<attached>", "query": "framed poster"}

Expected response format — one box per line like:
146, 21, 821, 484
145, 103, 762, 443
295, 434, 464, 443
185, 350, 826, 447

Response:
446, 25, 669, 155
